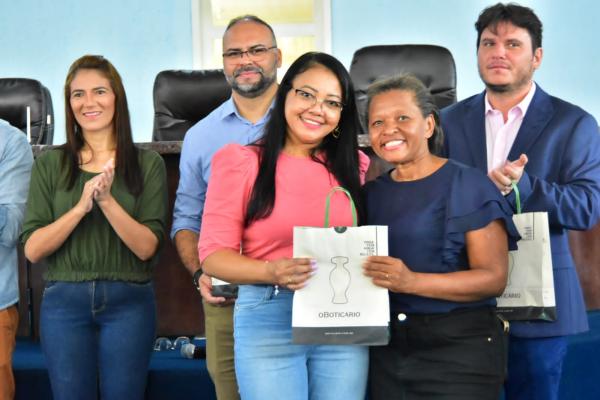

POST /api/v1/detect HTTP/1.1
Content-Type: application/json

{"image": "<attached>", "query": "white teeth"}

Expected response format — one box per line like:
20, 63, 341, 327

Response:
384, 140, 405, 148
83, 112, 100, 116
301, 117, 321, 126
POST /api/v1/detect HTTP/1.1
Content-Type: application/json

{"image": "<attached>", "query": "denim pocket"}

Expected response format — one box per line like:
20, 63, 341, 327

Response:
42, 281, 60, 297
235, 285, 275, 311
120, 281, 155, 303
123, 280, 153, 289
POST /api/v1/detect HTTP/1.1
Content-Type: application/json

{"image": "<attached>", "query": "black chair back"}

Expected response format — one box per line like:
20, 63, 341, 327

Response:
0, 78, 54, 144
152, 69, 231, 141
349, 45, 457, 134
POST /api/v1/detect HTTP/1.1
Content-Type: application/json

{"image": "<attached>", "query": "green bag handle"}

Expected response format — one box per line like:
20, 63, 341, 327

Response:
510, 181, 522, 214
324, 186, 358, 227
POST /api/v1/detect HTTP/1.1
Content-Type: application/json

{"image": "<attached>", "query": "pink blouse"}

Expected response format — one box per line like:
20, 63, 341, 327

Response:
198, 144, 370, 263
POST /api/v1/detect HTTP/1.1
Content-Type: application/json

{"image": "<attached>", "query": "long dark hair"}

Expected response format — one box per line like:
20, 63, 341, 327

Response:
61, 55, 142, 195
245, 52, 364, 226
366, 74, 444, 156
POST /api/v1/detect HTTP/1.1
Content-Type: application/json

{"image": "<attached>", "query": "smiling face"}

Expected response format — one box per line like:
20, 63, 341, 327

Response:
477, 21, 542, 94
69, 68, 116, 137
368, 89, 434, 166
222, 20, 282, 98
283, 65, 343, 155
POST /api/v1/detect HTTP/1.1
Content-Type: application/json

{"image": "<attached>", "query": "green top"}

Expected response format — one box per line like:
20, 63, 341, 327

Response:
21, 148, 167, 282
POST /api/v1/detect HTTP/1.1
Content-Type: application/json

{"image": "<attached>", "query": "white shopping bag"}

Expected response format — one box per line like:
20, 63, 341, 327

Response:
292, 187, 390, 345
496, 183, 556, 321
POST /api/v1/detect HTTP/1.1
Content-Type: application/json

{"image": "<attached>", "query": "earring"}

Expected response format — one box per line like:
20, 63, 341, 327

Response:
332, 126, 340, 139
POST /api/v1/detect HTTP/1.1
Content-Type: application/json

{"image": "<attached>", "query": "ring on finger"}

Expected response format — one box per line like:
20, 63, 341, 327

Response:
385, 273, 390, 279
287, 276, 293, 285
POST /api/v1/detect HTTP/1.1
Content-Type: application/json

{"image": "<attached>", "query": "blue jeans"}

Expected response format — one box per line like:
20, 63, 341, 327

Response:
234, 285, 369, 400
40, 280, 156, 400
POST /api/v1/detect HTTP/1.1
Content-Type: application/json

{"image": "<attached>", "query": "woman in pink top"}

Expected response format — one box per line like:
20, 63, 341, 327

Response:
199, 52, 370, 400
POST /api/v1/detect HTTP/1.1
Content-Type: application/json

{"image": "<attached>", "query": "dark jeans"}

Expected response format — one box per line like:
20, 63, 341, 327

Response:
370, 307, 507, 400
504, 335, 568, 400
40, 280, 156, 400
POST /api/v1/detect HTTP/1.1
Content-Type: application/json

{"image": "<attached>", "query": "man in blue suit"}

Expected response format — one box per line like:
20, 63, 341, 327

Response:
441, 3, 600, 400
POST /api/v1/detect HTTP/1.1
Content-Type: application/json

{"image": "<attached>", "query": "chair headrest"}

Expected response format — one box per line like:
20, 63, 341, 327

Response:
0, 78, 54, 144
350, 45, 457, 134
152, 69, 232, 141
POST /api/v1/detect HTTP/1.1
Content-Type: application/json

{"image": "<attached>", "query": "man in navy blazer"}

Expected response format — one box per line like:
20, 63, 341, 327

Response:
441, 3, 600, 400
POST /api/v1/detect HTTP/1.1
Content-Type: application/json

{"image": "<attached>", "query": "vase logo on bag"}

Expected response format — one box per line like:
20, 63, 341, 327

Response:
507, 253, 515, 286
329, 256, 351, 304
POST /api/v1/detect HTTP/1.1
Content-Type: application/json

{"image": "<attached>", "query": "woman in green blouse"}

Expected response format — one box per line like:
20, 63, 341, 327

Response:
21, 55, 167, 400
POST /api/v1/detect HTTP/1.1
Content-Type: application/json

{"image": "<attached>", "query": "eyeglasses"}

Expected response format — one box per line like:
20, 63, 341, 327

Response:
293, 88, 344, 113
222, 46, 277, 61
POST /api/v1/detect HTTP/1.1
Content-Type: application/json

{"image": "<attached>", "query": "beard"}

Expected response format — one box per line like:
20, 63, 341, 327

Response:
226, 65, 277, 99
479, 64, 535, 95
485, 83, 511, 93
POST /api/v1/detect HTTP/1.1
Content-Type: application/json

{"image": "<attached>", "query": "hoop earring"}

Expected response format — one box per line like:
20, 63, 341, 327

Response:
332, 126, 340, 139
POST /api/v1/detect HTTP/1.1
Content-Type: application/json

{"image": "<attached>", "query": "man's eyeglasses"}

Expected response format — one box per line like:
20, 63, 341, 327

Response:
293, 88, 344, 113
222, 46, 277, 61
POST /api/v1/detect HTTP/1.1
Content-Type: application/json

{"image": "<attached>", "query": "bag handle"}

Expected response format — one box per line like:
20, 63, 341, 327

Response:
510, 181, 522, 214
324, 186, 357, 227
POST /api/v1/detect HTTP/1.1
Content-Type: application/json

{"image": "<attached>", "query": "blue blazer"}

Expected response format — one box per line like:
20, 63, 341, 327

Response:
441, 85, 600, 337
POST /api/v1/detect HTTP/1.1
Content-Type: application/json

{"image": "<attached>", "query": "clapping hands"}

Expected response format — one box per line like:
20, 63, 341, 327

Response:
93, 158, 115, 203
75, 158, 115, 215
489, 154, 528, 195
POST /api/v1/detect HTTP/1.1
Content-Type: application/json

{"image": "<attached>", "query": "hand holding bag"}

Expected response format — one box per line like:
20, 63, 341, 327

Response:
292, 187, 389, 345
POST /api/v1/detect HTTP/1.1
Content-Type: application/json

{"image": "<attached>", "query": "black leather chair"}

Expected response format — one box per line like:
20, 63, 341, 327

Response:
0, 78, 54, 144
152, 69, 231, 141
349, 44, 457, 135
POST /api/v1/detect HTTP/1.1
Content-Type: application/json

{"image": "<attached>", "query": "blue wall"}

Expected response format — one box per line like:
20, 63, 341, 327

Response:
1, 0, 598, 144
0, 0, 193, 144
332, 0, 600, 122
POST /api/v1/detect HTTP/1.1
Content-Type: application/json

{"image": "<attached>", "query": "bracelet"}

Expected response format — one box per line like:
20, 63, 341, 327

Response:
192, 268, 203, 290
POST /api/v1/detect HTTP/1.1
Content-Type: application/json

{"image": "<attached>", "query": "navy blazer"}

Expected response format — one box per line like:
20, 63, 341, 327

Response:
441, 85, 600, 337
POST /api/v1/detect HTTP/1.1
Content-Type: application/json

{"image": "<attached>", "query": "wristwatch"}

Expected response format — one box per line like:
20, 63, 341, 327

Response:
193, 269, 203, 290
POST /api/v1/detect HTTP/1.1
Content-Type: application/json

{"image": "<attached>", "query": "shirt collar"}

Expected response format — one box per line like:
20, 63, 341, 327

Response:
217, 97, 237, 120
484, 81, 537, 117
217, 96, 276, 125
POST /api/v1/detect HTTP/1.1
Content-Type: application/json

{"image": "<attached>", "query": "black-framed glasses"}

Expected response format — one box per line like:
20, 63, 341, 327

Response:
222, 46, 277, 61
293, 88, 344, 113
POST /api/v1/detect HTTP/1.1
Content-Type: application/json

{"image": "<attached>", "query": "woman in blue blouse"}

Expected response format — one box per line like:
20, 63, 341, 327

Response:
363, 75, 519, 400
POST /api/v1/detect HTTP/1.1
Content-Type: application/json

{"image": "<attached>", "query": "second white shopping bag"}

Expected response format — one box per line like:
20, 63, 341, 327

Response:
496, 182, 556, 321
292, 187, 389, 345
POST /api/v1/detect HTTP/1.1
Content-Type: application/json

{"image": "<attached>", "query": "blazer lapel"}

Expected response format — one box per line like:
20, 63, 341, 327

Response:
463, 92, 488, 172
507, 85, 554, 161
